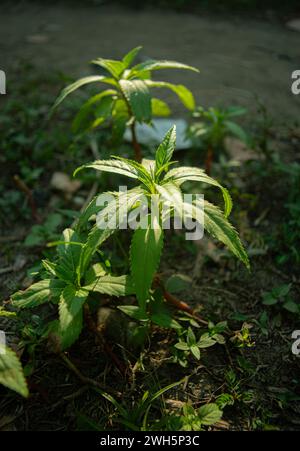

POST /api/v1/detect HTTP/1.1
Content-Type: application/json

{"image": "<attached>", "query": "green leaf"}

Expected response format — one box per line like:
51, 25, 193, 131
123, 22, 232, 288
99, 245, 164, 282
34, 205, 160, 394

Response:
72, 90, 116, 133
151, 311, 181, 330
164, 166, 232, 217
202, 201, 249, 268
74, 158, 139, 179
11, 279, 65, 308
198, 333, 217, 348
52, 75, 113, 111
58, 286, 88, 331
130, 218, 164, 311
145, 80, 195, 111
190, 345, 201, 360
92, 58, 125, 78
224, 120, 248, 144
119, 79, 151, 122
187, 327, 196, 346
84, 275, 135, 297
151, 98, 171, 117
122, 46, 142, 68
283, 300, 299, 313
155, 125, 176, 172
174, 342, 189, 351
118, 305, 149, 322
0, 347, 28, 397
56, 228, 83, 282
131, 59, 199, 74
198, 403, 222, 426
57, 309, 83, 351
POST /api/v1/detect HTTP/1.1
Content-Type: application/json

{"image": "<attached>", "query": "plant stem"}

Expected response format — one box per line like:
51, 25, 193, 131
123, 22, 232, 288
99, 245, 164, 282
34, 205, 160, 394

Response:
83, 304, 127, 376
154, 276, 208, 326
131, 121, 142, 163
60, 353, 120, 396
205, 146, 214, 175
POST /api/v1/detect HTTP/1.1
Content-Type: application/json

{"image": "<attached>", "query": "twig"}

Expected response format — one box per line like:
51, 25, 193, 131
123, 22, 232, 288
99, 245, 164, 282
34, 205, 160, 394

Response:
83, 304, 127, 376
60, 353, 120, 396
205, 146, 213, 175
13, 175, 41, 223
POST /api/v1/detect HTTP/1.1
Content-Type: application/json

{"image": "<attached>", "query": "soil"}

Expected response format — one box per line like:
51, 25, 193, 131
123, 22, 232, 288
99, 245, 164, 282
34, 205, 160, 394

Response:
1, 2, 300, 122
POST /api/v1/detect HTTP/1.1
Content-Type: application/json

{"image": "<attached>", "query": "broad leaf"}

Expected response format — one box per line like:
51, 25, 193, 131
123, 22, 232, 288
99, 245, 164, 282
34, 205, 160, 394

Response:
119, 79, 151, 122
198, 403, 222, 426
52, 75, 114, 111
164, 166, 232, 217
59, 285, 88, 331
92, 58, 125, 78
201, 201, 249, 268
84, 275, 135, 297
11, 279, 65, 308
72, 90, 116, 133
145, 80, 195, 111
225, 120, 248, 144
130, 217, 164, 311
0, 347, 28, 397
117, 305, 149, 322
74, 158, 139, 179
151, 98, 171, 117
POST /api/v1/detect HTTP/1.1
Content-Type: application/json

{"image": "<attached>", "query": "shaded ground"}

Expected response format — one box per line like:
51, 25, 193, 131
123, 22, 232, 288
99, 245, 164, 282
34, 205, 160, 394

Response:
1, 2, 300, 121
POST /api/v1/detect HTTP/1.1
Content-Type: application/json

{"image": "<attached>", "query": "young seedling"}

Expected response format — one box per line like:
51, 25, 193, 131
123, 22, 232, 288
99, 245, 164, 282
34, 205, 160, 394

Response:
188, 106, 248, 174
75, 125, 249, 320
52, 46, 198, 162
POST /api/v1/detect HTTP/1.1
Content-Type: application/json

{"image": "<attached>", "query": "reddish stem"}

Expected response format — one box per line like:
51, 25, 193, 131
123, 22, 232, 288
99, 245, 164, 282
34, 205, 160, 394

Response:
205, 146, 213, 175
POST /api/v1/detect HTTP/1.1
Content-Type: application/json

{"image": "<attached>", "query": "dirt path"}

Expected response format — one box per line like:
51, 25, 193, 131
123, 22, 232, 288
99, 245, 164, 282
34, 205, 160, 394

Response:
1, 3, 299, 121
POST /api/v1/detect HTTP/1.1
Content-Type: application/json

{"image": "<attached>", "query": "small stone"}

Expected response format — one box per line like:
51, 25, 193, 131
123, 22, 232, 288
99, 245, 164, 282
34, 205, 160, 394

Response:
50, 172, 81, 194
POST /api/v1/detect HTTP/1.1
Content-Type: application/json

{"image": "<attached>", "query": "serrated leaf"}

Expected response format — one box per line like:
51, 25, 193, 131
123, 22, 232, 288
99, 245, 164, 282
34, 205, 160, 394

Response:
0, 347, 28, 397
198, 403, 222, 426
119, 79, 151, 122
56, 228, 83, 282
202, 201, 249, 268
92, 58, 125, 78
164, 166, 232, 217
59, 285, 88, 331
122, 46, 142, 68
84, 275, 135, 297
131, 59, 199, 74
118, 305, 149, 322
52, 75, 113, 112
130, 217, 164, 311
155, 125, 176, 172
74, 158, 139, 179
11, 279, 65, 308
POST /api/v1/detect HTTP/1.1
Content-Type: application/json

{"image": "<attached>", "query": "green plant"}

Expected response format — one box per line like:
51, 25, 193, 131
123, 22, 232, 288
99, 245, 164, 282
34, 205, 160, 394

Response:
52, 46, 198, 161
11, 227, 134, 353
75, 125, 249, 320
174, 326, 224, 362
262, 284, 299, 315
165, 402, 223, 431
94, 379, 183, 431
188, 106, 248, 173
